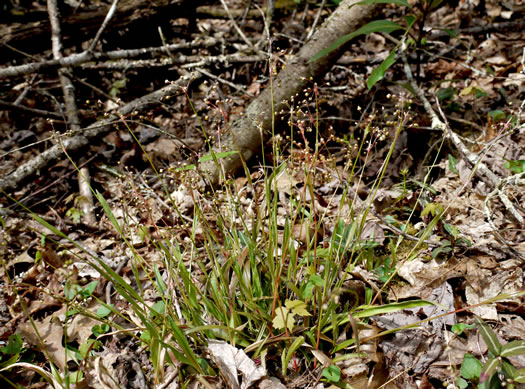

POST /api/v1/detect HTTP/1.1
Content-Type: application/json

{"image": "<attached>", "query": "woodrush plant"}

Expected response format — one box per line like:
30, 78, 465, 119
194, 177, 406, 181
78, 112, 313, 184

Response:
165, 88, 437, 379
3, 87, 441, 388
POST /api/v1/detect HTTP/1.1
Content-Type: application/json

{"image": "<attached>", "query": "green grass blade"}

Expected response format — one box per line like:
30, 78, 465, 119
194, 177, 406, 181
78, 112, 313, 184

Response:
353, 300, 434, 318
481, 357, 500, 383
309, 20, 404, 63
168, 317, 203, 373
283, 336, 305, 375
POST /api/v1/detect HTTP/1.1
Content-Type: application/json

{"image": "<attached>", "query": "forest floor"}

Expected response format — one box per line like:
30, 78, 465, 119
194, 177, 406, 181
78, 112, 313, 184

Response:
1, 0, 524, 388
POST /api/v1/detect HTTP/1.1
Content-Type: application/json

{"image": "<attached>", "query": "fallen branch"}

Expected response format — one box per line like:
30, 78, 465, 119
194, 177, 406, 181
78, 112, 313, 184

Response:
78, 52, 264, 71
1, 0, 191, 61
401, 49, 525, 258
0, 37, 224, 79
0, 99, 62, 119
0, 74, 199, 193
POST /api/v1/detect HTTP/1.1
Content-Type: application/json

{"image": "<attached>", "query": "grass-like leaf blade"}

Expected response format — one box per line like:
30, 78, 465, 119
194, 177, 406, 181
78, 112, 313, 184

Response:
283, 336, 305, 375
353, 300, 434, 318
168, 316, 203, 373
367, 50, 397, 89
309, 20, 403, 63
480, 357, 500, 383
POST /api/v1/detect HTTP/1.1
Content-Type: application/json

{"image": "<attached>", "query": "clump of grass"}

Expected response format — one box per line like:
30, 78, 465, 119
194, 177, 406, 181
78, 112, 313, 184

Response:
2, 89, 439, 388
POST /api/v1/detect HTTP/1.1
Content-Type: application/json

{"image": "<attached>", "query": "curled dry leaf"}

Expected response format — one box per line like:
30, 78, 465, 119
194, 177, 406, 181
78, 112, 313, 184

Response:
208, 340, 267, 389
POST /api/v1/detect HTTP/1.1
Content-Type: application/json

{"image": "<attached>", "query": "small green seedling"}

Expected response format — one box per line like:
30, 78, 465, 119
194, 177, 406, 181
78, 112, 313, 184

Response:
504, 159, 525, 174
457, 353, 482, 388
322, 365, 341, 383
451, 322, 476, 336
0, 334, 23, 368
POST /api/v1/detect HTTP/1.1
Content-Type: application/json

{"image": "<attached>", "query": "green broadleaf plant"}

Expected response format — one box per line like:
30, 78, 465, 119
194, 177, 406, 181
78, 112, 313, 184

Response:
471, 316, 525, 388
309, 0, 416, 89
504, 159, 525, 174
461, 353, 482, 380
321, 365, 341, 383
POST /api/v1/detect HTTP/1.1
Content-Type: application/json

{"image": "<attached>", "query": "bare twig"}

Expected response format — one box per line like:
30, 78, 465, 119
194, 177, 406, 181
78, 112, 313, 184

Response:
13, 156, 97, 208
48, 0, 95, 223
48, 0, 81, 130
158, 26, 176, 63
196, 68, 247, 93
195, 4, 261, 19
76, 52, 266, 71
0, 38, 224, 79
14, 74, 38, 105
88, 0, 119, 52
78, 167, 96, 225
434, 98, 523, 225
179, 52, 266, 68
64, 69, 120, 104
379, 218, 439, 247
0, 99, 62, 119
219, 0, 255, 50
484, 172, 525, 260
402, 50, 500, 185
254, 4, 271, 52
265, 0, 275, 36
427, 20, 525, 41
305, 0, 326, 42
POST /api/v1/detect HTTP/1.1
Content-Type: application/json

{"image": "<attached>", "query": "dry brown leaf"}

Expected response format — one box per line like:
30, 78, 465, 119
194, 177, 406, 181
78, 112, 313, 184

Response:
17, 306, 68, 371
207, 340, 267, 389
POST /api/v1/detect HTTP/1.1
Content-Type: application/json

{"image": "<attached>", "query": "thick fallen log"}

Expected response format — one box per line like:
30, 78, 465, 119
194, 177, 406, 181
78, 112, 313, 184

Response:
199, 0, 381, 185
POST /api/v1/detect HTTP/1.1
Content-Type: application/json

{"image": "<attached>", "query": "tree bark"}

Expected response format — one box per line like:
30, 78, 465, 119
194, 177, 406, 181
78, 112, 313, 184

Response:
199, 0, 381, 185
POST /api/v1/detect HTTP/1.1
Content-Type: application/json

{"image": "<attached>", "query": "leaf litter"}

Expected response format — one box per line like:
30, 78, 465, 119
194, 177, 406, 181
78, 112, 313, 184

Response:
1, 0, 525, 387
